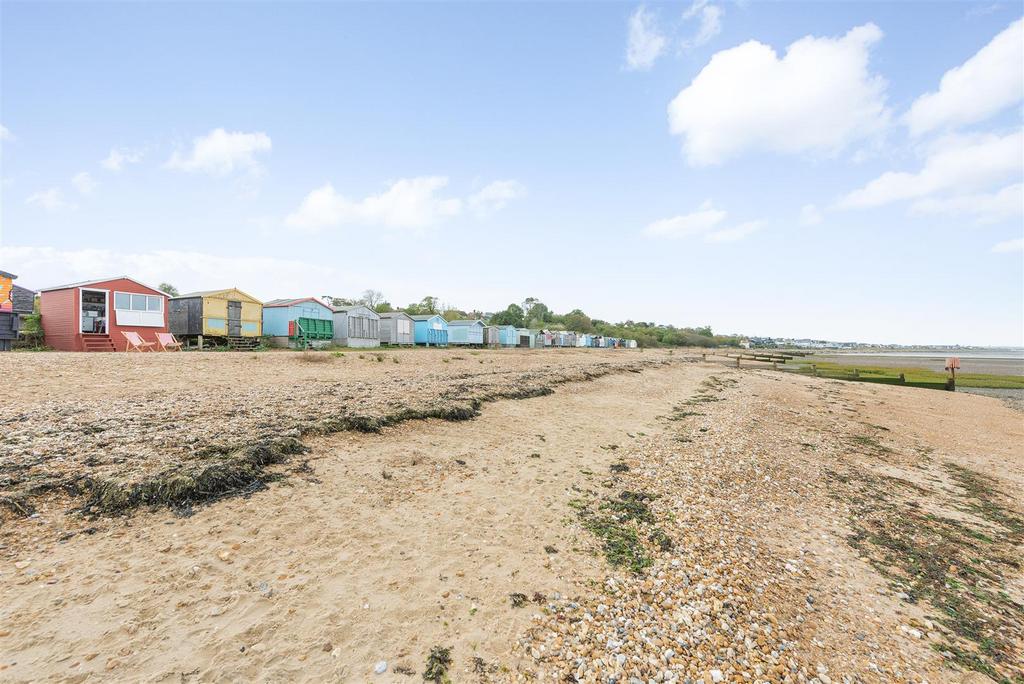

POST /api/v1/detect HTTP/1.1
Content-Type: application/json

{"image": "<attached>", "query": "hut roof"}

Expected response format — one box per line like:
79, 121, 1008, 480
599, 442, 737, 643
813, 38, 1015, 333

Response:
409, 314, 445, 321
379, 311, 412, 319
39, 276, 172, 296
264, 297, 329, 308
0, 269, 17, 279
173, 287, 263, 304
448, 319, 484, 326
11, 284, 35, 314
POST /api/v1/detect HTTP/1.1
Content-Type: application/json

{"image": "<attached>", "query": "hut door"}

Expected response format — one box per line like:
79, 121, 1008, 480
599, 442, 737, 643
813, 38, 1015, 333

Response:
227, 301, 242, 336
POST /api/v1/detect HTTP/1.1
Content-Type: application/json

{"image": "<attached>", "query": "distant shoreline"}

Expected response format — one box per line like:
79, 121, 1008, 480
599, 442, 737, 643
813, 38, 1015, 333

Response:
794, 351, 1024, 377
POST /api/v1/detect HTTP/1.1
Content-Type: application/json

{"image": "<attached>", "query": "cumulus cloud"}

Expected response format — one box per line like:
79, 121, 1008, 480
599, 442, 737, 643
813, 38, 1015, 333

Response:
625, 6, 667, 70
0, 245, 339, 299
101, 147, 144, 172
905, 18, 1024, 136
643, 200, 760, 243
837, 131, 1022, 210
0, 124, 13, 142
165, 128, 271, 176
910, 182, 1023, 225
668, 24, 889, 165
286, 177, 463, 232
26, 188, 74, 213
468, 180, 527, 214
799, 204, 823, 226
681, 0, 723, 50
643, 201, 726, 238
71, 171, 98, 196
704, 220, 762, 243
991, 237, 1023, 253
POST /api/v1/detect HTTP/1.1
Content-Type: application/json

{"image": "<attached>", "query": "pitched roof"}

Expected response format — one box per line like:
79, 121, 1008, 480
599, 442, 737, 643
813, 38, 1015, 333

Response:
448, 319, 484, 326
11, 284, 35, 314
409, 314, 444, 321
332, 304, 380, 316
379, 311, 413, 319
39, 276, 172, 296
264, 297, 330, 308
173, 287, 262, 304
0, 270, 17, 279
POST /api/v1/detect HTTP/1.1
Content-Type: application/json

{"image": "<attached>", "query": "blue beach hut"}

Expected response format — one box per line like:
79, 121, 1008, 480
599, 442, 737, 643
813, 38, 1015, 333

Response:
448, 319, 485, 346
411, 314, 448, 346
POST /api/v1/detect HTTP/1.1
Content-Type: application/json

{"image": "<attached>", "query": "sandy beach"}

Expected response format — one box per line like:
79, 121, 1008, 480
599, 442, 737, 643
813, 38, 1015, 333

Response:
1, 350, 1021, 683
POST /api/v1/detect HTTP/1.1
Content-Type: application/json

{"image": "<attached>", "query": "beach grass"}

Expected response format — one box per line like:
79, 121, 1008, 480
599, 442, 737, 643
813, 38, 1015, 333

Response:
785, 360, 1024, 390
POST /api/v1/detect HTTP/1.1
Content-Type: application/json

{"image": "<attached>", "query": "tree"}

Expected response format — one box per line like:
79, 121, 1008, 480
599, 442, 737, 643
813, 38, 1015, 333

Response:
489, 303, 525, 327
404, 296, 440, 315
324, 296, 357, 307
361, 289, 385, 309
563, 309, 594, 334
159, 283, 180, 297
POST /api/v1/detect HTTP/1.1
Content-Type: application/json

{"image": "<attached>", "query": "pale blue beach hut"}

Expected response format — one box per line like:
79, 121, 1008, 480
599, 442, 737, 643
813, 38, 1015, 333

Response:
411, 314, 448, 346
448, 319, 485, 346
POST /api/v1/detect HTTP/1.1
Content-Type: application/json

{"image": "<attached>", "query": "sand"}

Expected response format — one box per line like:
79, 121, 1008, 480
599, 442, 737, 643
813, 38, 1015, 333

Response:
1, 352, 1021, 683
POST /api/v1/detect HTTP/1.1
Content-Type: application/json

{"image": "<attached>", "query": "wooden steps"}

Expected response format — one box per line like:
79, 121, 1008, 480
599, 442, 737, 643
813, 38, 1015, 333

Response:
227, 336, 260, 351
82, 334, 116, 352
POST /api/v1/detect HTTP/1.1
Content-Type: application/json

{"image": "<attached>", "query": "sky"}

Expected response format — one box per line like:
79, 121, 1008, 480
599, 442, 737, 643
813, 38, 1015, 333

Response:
1, 1, 1022, 346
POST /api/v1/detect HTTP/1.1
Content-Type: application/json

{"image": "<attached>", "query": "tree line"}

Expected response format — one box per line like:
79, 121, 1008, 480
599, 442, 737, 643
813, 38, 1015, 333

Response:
326, 291, 743, 349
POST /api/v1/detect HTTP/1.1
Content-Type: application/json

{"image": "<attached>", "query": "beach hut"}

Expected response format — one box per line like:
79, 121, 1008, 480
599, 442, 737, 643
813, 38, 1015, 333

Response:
411, 314, 448, 346
379, 311, 414, 346
263, 297, 333, 348
515, 327, 535, 348
483, 325, 499, 347
39, 276, 170, 352
170, 288, 263, 349
496, 324, 517, 347
0, 270, 35, 351
577, 334, 591, 348
627, 339, 638, 349
333, 305, 381, 348
448, 319, 485, 346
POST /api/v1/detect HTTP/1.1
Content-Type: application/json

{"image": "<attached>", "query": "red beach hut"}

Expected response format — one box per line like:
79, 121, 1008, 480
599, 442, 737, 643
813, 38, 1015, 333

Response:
39, 276, 170, 351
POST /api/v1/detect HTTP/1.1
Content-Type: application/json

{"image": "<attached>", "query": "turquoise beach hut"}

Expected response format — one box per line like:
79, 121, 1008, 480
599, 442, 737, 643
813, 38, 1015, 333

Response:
411, 314, 448, 346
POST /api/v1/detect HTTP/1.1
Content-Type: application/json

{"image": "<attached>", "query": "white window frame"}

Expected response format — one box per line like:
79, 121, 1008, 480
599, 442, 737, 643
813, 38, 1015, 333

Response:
114, 290, 163, 314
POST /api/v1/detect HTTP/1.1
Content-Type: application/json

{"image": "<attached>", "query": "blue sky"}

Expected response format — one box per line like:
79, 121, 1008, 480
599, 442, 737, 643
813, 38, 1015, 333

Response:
1, 1, 1022, 345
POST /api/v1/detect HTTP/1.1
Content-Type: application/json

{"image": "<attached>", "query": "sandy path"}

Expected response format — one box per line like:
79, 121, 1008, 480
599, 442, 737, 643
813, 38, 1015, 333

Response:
1, 362, 712, 682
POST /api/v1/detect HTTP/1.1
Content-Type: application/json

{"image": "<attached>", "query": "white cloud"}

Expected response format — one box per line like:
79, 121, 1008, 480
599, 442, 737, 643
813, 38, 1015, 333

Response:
705, 220, 762, 243
165, 128, 271, 176
837, 131, 1023, 210
991, 237, 1023, 253
26, 188, 74, 213
911, 182, 1023, 225
71, 171, 98, 196
0, 124, 13, 142
101, 147, 144, 172
0, 245, 339, 300
799, 204, 823, 226
668, 24, 889, 165
905, 18, 1024, 136
643, 200, 760, 243
468, 180, 527, 214
626, 6, 667, 70
286, 177, 463, 232
681, 0, 723, 50
643, 200, 726, 238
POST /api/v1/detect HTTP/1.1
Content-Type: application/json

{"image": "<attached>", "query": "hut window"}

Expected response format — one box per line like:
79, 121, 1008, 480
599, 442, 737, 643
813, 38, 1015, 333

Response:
115, 292, 162, 313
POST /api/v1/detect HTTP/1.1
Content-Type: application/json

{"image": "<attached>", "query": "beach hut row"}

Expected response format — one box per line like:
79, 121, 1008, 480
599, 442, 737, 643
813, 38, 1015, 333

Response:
19, 274, 636, 351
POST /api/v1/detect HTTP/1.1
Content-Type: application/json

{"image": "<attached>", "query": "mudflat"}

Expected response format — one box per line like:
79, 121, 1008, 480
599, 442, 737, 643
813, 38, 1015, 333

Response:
1, 351, 1020, 683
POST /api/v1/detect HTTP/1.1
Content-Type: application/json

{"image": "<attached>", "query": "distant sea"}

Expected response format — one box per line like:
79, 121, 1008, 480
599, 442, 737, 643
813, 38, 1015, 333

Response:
808, 349, 1024, 376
